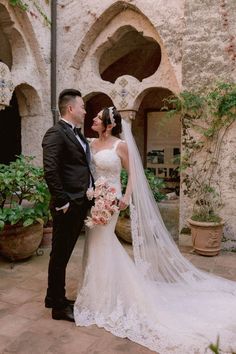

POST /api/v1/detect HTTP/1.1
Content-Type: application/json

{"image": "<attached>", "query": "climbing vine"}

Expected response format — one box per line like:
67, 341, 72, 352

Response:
8, 0, 50, 26
166, 82, 236, 222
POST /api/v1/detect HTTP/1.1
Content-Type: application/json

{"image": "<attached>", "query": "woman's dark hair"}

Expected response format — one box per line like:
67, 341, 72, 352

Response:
101, 107, 122, 136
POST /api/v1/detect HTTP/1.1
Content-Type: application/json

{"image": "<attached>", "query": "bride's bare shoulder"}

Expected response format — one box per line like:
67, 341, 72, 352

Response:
116, 139, 128, 154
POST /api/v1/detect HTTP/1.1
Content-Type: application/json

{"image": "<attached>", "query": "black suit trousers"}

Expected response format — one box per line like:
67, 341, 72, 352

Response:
46, 197, 90, 308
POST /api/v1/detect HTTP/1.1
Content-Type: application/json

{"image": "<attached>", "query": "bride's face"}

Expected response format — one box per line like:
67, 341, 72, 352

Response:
91, 110, 105, 133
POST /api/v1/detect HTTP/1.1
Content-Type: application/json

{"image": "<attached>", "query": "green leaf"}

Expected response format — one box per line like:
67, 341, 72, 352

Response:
23, 219, 34, 227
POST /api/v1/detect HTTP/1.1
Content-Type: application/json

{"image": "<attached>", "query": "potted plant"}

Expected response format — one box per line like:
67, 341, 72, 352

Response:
115, 169, 166, 243
167, 82, 236, 256
0, 155, 49, 260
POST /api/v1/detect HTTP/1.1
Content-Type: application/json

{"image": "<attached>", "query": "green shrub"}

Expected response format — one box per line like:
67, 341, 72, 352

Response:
0, 155, 50, 230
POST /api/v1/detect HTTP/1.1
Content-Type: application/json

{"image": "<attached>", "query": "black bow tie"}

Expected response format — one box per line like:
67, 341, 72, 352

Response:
61, 121, 81, 133
73, 127, 82, 135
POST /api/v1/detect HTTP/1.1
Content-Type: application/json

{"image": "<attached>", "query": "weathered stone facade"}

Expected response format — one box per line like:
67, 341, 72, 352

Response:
0, 0, 51, 161
0, 0, 235, 245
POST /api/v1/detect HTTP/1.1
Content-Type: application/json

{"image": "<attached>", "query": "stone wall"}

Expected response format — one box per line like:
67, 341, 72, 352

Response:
183, 0, 236, 89
180, 0, 236, 247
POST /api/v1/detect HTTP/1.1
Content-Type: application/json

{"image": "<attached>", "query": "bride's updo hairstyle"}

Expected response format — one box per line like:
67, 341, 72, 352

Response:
101, 106, 122, 136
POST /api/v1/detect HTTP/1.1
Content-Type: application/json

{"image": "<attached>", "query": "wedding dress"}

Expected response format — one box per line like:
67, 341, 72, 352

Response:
74, 138, 236, 354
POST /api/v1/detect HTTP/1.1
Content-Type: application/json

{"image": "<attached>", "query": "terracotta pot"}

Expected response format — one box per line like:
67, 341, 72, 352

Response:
40, 226, 53, 248
0, 223, 43, 261
115, 217, 132, 243
187, 218, 224, 256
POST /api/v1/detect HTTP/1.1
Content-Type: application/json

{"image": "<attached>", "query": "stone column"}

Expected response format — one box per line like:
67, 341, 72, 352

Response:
119, 109, 137, 123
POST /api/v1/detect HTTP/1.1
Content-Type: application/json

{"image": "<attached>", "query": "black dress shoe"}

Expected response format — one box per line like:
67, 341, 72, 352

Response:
52, 305, 75, 322
45, 296, 75, 308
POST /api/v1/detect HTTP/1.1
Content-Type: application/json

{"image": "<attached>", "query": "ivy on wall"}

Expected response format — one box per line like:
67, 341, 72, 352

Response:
8, 0, 50, 25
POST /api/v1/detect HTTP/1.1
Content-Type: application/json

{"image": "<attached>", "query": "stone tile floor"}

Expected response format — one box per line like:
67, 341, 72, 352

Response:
0, 235, 236, 354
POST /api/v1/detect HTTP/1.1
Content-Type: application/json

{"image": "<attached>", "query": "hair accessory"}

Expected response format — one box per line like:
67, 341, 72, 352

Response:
108, 107, 116, 127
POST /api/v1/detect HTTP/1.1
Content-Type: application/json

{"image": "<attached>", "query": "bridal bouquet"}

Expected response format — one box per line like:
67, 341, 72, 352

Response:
85, 177, 119, 228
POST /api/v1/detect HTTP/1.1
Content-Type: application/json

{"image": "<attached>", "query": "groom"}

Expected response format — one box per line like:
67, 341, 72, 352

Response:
42, 89, 93, 322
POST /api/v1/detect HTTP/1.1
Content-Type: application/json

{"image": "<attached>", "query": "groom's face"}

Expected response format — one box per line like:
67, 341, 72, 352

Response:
71, 96, 86, 126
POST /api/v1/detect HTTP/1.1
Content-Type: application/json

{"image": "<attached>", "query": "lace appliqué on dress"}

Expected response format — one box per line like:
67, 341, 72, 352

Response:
130, 202, 151, 276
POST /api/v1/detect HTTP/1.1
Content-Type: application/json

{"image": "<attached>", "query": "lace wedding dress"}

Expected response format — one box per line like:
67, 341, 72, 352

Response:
74, 139, 236, 354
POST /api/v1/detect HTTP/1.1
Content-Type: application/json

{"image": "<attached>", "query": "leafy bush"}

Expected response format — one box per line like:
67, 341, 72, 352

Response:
0, 155, 50, 230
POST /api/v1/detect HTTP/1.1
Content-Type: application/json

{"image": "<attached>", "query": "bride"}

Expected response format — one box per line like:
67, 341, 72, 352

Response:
74, 106, 236, 354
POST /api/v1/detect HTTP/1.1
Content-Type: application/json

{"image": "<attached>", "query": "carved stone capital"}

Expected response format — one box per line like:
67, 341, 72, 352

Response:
0, 63, 14, 111
119, 109, 137, 123
109, 76, 139, 111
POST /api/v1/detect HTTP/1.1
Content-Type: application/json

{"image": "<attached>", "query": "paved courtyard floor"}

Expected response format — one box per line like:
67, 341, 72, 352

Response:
0, 235, 236, 354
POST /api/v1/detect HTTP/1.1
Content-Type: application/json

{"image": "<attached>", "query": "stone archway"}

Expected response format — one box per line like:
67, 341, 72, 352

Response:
0, 3, 13, 69
71, 2, 180, 100
15, 83, 43, 162
72, 1, 143, 71
0, 4, 29, 73
133, 87, 180, 241
99, 25, 161, 83
133, 87, 180, 191
83, 92, 113, 138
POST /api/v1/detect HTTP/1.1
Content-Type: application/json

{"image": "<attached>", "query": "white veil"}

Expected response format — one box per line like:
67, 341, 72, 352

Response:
121, 118, 236, 292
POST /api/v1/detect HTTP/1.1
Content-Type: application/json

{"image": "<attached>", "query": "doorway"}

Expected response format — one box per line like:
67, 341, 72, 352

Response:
0, 91, 21, 164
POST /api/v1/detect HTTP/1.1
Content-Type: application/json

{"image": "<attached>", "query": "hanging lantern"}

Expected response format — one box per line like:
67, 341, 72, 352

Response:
0, 62, 14, 111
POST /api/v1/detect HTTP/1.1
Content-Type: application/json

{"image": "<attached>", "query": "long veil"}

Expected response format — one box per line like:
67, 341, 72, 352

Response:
121, 119, 236, 293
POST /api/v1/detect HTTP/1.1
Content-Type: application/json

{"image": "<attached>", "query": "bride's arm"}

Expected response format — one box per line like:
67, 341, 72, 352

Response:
117, 141, 132, 210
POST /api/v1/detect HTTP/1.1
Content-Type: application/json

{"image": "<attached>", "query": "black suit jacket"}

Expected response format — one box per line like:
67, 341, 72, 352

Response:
42, 120, 93, 208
